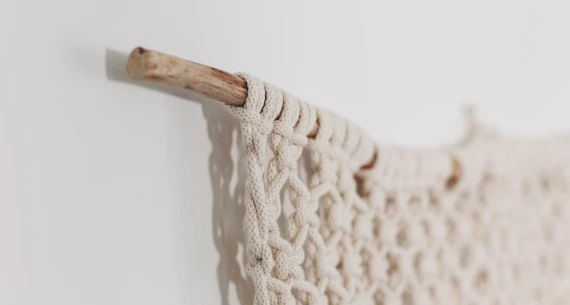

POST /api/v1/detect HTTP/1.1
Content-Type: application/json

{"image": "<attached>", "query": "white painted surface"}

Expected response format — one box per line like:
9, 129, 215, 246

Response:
1, 1, 570, 304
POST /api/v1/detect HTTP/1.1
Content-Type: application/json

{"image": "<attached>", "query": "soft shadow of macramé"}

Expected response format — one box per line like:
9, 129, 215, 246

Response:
203, 103, 252, 305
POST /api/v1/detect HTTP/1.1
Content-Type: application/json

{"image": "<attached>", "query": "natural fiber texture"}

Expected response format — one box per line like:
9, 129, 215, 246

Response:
226, 74, 570, 305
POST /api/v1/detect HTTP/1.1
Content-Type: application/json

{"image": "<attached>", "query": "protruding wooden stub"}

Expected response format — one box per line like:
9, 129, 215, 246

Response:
126, 47, 248, 106
446, 156, 463, 189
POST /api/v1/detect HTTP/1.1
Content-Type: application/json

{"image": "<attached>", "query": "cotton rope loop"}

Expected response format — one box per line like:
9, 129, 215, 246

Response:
226, 74, 570, 305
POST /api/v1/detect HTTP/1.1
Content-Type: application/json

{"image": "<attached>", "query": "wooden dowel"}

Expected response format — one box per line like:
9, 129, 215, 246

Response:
125, 46, 461, 185
126, 47, 248, 106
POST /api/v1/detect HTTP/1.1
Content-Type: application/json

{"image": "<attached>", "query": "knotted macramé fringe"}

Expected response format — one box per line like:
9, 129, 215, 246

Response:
225, 74, 570, 305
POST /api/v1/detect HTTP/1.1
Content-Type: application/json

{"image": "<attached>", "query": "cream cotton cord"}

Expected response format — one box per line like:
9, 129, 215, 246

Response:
226, 74, 570, 305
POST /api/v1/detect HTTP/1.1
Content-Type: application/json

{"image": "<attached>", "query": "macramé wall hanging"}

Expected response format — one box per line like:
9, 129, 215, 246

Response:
126, 47, 570, 305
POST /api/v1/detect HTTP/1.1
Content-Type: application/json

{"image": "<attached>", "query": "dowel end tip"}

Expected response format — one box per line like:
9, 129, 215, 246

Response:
126, 47, 152, 80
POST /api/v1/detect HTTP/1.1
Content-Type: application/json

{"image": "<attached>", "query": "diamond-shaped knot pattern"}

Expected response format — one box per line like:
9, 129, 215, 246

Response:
228, 74, 570, 305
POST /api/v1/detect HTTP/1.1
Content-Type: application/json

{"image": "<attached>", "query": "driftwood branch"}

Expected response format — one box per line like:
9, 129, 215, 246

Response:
124, 46, 462, 186
126, 47, 248, 106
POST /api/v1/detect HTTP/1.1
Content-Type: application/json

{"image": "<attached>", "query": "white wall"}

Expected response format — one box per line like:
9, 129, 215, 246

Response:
2, 1, 570, 304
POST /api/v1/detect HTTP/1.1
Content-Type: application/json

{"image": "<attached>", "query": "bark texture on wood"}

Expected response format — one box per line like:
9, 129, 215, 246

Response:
127, 47, 248, 106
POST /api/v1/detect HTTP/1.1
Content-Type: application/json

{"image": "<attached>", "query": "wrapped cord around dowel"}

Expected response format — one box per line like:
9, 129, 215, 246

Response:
129, 48, 570, 305
126, 47, 570, 305
126, 46, 570, 305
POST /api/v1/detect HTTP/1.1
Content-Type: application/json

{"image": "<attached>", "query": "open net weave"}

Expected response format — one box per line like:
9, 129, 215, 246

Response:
225, 74, 570, 305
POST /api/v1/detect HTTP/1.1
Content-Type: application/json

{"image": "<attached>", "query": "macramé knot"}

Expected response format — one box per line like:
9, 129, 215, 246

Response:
341, 253, 363, 278
257, 120, 274, 136
370, 255, 389, 281
273, 121, 295, 138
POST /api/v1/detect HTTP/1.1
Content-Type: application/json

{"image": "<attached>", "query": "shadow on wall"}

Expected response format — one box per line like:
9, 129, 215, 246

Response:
105, 48, 252, 305
203, 104, 253, 305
